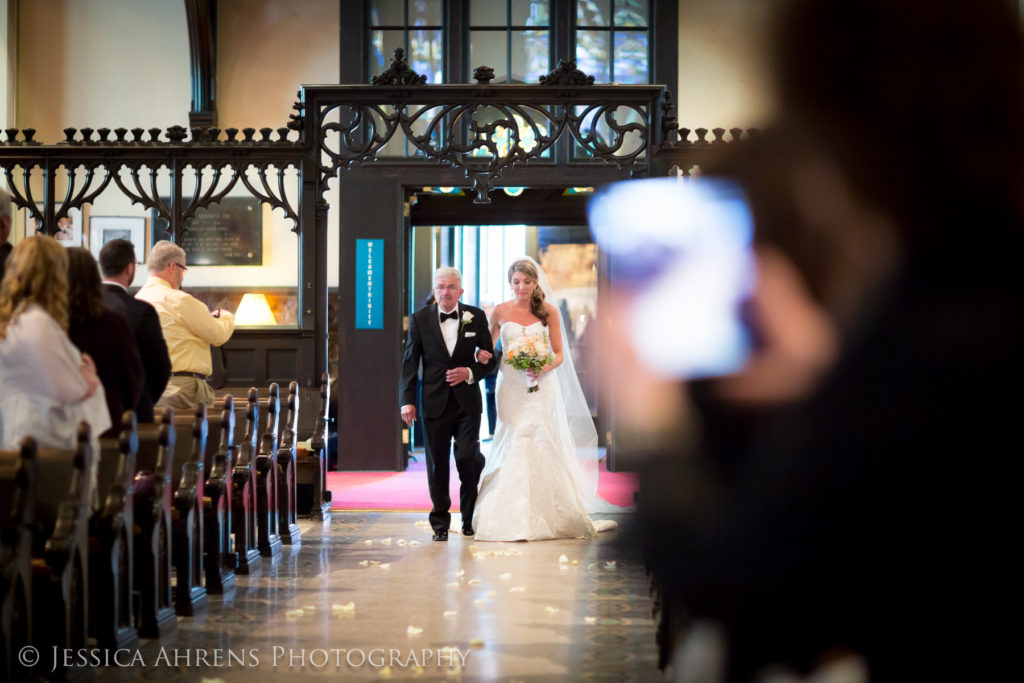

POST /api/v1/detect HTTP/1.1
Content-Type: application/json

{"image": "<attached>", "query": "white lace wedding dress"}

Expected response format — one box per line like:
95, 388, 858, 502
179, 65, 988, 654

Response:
472, 321, 615, 541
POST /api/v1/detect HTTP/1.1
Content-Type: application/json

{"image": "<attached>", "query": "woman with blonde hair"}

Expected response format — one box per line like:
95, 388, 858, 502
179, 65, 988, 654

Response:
0, 235, 109, 449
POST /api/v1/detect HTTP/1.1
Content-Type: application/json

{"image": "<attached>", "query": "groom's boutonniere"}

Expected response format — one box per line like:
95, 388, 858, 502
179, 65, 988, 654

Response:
460, 310, 474, 331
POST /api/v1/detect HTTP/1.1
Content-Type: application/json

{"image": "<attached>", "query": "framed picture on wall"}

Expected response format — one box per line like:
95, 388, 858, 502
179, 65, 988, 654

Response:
88, 216, 147, 262
24, 204, 83, 247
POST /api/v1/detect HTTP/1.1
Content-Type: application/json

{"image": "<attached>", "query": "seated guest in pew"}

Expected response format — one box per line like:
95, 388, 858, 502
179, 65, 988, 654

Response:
136, 240, 235, 411
0, 190, 12, 282
0, 236, 110, 450
98, 238, 171, 422
66, 247, 145, 437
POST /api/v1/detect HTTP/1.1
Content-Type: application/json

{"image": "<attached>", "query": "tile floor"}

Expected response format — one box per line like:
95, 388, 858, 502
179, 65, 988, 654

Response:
80, 511, 657, 682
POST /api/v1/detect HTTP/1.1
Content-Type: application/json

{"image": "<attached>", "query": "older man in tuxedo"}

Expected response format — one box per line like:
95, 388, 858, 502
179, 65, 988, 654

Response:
401, 267, 496, 541
98, 238, 171, 422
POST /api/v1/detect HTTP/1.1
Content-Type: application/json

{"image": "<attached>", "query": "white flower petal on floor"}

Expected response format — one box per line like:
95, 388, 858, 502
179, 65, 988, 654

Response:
406, 625, 423, 636
499, 572, 512, 580
468, 578, 481, 585
443, 610, 457, 618
332, 602, 356, 614
446, 581, 460, 589
510, 586, 525, 593
545, 606, 560, 614
558, 555, 569, 564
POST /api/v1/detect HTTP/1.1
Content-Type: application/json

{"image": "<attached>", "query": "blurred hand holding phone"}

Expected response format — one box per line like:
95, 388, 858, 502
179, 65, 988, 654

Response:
588, 177, 756, 381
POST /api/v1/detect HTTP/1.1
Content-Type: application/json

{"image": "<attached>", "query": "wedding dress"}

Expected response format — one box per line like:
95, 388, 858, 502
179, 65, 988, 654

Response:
472, 320, 617, 541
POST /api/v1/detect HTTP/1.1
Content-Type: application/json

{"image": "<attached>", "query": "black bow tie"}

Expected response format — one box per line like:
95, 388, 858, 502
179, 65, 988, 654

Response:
440, 311, 458, 322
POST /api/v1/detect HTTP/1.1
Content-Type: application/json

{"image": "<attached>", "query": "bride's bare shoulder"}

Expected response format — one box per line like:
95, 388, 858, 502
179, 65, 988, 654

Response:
493, 300, 516, 316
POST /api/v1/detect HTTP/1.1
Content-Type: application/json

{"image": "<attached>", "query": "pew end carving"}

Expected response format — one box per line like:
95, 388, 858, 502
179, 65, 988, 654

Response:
277, 381, 301, 545
0, 437, 36, 683
203, 395, 237, 594
171, 404, 208, 615
133, 409, 177, 638
232, 388, 261, 574
255, 383, 282, 559
297, 373, 332, 520
92, 410, 140, 651
32, 422, 94, 681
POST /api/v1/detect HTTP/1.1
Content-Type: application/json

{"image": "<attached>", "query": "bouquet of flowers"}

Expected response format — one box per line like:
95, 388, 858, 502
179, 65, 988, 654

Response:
505, 328, 554, 392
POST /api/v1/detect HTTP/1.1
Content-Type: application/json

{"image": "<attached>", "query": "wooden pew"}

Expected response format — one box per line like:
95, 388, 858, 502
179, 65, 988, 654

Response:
203, 395, 236, 594
170, 404, 208, 616
255, 383, 282, 558
91, 411, 139, 650
133, 410, 177, 638
232, 388, 261, 574
0, 437, 35, 683
296, 373, 333, 520
33, 423, 94, 682
276, 381, 301, 545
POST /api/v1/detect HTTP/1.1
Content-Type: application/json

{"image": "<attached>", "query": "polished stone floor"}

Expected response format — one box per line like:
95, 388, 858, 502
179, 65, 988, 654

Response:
85, 511, 656, 682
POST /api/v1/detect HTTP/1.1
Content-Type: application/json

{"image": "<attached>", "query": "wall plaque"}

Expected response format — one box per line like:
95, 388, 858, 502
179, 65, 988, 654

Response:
151, 197, 262, 265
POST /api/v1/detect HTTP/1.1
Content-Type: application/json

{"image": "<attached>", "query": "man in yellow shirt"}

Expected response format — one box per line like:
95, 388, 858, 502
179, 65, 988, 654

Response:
137, 240, 235, 410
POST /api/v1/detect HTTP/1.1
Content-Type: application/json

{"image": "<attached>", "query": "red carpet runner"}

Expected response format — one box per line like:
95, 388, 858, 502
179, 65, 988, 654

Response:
326, 456, 638, 511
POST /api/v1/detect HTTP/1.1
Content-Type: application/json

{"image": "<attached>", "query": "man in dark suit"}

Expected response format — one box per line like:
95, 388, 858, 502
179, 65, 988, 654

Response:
401, 267, 497, 541
98, 238, 171, 423
0, 190, 12, 283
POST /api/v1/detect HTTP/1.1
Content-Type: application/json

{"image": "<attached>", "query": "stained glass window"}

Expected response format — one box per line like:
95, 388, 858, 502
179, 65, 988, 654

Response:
369, 0, 444, 84
469, 1, 551, 83
575, 0, 648, 83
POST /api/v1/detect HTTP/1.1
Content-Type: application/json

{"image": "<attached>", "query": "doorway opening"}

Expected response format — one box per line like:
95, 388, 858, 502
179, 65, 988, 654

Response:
407, 187, 601, 451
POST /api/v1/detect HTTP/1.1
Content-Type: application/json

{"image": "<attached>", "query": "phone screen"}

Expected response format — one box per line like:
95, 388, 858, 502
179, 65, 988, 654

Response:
588, 177, 756, 380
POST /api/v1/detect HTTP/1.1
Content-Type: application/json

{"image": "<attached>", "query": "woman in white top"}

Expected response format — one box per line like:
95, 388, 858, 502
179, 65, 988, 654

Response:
0, 235, 109, 450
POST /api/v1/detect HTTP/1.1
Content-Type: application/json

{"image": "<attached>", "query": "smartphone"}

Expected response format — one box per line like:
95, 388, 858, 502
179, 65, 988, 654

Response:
588, 177, 755, 380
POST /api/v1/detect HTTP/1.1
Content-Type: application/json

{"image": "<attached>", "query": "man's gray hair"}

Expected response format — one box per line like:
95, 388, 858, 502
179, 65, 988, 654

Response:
433, 266, 462, 287
148, 240, 187, 272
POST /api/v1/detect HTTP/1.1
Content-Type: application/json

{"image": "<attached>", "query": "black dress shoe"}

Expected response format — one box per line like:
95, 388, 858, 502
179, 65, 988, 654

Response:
432, 530, 448, 542
462, 525, 474, 536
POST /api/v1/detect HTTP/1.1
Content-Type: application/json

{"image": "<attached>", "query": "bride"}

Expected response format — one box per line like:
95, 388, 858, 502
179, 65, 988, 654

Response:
471, 257, 617, 541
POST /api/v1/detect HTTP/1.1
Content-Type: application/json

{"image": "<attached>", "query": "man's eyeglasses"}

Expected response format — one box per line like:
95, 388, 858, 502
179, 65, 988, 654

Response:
172, 262, 188, 272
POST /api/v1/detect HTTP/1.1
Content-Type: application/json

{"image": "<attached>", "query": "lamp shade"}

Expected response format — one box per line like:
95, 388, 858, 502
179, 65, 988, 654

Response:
234, 292, 277, 326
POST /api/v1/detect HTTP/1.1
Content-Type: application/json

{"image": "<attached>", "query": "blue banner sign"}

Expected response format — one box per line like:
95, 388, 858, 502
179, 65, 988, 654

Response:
356, 239, 383, 329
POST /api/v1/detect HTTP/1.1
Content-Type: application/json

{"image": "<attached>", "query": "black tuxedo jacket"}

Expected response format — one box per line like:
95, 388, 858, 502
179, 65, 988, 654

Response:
103, 283, 172, 422
401, 302, 497, 420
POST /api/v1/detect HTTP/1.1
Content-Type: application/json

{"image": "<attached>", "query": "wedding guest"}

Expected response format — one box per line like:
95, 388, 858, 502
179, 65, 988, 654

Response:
623, 0, 1024, 680
0, 190, 12, 282
0, 236, 110, 449
66, 247, 145, 436
136, 240, 234, 411
99, 238, 171, 422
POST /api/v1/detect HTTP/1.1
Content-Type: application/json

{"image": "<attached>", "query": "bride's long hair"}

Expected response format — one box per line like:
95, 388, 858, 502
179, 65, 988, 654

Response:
508, 259, 549, 326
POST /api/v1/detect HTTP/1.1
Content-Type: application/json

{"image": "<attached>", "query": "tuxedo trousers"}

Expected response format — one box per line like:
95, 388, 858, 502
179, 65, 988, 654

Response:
423, 391, 485, 532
